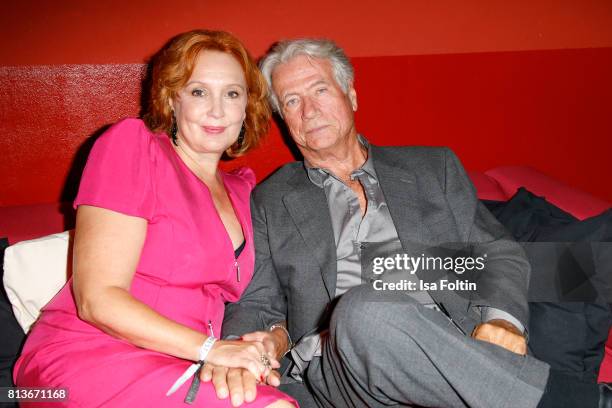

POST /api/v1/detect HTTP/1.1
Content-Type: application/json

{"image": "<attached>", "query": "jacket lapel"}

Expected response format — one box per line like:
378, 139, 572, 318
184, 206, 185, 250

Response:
372, 148, 426, 245
283, 168, 337, 300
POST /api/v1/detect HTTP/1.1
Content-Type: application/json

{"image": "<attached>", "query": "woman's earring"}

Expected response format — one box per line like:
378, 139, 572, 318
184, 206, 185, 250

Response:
236, 125, 246, 147
170, 113, 178, 146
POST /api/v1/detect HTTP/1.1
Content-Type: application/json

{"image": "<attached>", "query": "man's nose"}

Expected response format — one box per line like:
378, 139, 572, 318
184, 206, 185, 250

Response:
301, 96, 318, 120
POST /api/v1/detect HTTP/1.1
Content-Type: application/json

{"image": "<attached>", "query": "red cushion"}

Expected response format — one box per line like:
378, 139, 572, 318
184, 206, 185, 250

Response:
0, 203, 74, 245
467, 171, 508, 201
601, 333, 612, 383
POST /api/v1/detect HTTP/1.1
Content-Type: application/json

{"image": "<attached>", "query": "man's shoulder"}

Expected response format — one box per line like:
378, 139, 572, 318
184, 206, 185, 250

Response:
253, 161, 304, 198
373, 145, 453, 169
374, 144, 449, 157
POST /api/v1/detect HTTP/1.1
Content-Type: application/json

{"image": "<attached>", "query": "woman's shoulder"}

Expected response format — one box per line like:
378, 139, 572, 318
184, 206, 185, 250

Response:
224, 167, 257, 191
92, 118, 169, 158
99, 118, 158, 144
75, 118, 161, 218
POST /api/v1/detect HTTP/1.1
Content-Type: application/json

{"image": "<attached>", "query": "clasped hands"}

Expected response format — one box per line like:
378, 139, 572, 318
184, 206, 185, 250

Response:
202, 328, 289, 407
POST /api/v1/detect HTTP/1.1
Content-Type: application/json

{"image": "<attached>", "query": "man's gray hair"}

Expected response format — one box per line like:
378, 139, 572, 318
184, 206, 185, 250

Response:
260, 39, 354, 114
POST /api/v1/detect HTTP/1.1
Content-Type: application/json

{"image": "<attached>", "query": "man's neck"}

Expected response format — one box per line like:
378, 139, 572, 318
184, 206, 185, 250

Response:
303, 135, 368, 181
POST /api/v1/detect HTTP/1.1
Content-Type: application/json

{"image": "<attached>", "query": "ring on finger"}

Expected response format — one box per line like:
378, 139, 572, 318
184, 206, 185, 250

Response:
260, 354, 271, 369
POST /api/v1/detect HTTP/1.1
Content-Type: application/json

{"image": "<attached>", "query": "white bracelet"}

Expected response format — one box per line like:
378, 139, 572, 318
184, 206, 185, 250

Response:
166, 336, 217, 397
198, 336, 217, 362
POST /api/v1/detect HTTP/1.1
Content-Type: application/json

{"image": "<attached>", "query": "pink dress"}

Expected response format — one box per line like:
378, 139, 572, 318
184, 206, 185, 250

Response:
14, 119, 296, 407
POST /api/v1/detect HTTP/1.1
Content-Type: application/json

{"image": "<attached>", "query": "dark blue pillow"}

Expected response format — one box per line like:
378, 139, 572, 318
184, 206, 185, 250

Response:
1, 236, 26, 403
483, 189, 612, 383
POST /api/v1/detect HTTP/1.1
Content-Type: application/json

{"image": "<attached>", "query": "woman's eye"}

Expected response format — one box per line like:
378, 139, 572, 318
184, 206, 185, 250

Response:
227, 90, 240, 98
191, 89, 205, 97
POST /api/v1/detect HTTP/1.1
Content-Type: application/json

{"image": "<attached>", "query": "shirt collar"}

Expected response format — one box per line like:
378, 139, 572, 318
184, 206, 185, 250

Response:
305, 135, 377, 188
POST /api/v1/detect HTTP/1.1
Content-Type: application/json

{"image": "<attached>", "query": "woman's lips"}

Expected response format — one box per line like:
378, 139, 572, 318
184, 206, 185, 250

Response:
203, 126, 226, 134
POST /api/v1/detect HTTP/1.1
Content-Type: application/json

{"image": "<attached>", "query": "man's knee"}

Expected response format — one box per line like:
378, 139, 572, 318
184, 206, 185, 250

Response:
330, 284, 420, 341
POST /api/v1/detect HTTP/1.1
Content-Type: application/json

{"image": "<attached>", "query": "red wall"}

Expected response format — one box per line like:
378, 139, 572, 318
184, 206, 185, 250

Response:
355, 48, 612, 203
1, 1, 612, 206
3, 0, 612, 64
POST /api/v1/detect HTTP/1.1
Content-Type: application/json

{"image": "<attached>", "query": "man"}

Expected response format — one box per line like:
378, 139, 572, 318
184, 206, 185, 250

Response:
208, 39, 609, 408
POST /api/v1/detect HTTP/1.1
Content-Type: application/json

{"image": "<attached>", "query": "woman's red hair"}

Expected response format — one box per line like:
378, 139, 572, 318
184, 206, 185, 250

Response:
143, 30, 270, 157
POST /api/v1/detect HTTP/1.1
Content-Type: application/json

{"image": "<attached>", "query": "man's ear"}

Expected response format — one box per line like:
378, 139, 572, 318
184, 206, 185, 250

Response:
348, 85, 358, 112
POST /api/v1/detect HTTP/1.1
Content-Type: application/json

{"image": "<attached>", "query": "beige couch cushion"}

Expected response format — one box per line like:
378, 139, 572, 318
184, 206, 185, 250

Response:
3, 231, 71, 333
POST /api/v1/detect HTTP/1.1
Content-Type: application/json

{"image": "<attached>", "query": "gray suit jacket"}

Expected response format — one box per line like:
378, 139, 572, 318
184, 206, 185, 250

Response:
223, 145, 530, 349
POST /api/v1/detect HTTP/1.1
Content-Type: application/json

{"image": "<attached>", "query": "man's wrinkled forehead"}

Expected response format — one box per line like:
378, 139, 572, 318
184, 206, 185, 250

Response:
272, 55, 337, 95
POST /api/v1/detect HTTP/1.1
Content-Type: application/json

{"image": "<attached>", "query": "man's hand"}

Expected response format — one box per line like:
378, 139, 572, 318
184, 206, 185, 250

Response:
471, 319, 527, 355
241, 328, 289, 361
200, 364, 281, 407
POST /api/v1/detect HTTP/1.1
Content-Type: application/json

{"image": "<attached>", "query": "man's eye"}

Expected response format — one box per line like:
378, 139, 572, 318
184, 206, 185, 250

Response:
191, 89, 205, 97
315, 88, 327, 95
285, 98, 298, 107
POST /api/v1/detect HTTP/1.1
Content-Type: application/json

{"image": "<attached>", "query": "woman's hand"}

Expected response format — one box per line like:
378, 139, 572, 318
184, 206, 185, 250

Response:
206, 340, 280, 380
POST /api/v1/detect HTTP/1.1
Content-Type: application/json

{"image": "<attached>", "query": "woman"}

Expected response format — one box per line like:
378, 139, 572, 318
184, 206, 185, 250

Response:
14, 30, 296, 408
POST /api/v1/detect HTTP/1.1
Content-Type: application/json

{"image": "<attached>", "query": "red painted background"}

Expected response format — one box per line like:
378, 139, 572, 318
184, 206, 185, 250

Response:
4, 0, 612, 64
1, 1, 612, 206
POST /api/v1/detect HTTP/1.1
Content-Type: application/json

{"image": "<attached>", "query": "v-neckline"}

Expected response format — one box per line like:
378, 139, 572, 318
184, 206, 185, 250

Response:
165, 136, 247, 256
217, 172, 247, 255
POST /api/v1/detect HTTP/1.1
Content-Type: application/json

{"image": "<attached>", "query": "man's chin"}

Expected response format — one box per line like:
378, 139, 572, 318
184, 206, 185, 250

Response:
303, 134, 338, 152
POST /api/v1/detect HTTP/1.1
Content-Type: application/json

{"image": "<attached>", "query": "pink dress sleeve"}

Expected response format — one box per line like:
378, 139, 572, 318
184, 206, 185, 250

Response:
74, 118, 156, 220
231, 166, 257, 191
